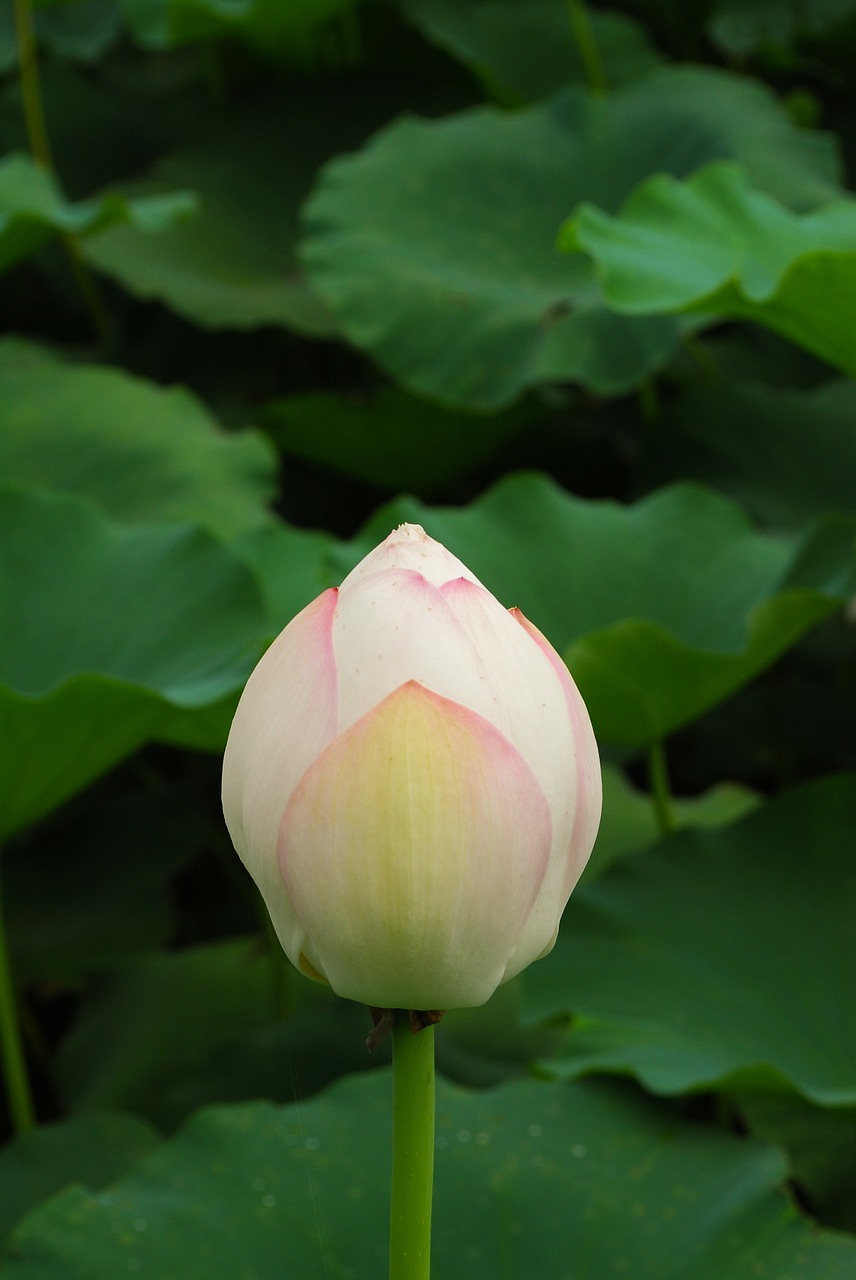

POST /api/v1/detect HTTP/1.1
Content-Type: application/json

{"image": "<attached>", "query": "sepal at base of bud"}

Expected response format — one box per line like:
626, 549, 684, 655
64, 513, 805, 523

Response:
367, 1007, 445, 1051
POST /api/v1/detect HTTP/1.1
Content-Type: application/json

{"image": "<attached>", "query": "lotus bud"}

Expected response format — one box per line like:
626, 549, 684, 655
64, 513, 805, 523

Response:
222, 524, 601, 1012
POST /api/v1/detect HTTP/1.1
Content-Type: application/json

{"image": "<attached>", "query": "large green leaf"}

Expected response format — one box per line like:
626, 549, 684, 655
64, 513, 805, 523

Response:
437, 978, 564, 1086
83, 75, 467, 334
523, 774, 856, 1105
0, 343, 276, 537
609, 0, 712, 54
0, 488, 265, 839
708, 0, 856, 56
259, 386, 529, 495
82, 96, 331, 334
346, 474, 855, 746
402, 0, 663, 100
155, 999, 386, 1128
55, 939, 278, 1121
117, 0, 249, 48
4, 1074, 855, 1279
561, 161, 856, 376
300, 66, 840, 407
589, 765, 760, 879
118, 0, 353, 55
219, 0, 356, 60
638, 379, 856, 531
738, 1091, 856, 1232
231, 520, 340, 633
5, 783, 211, 983
0, 151, 194, 273
0, 1113, 158, 1251
52, 941, 372, 1129
0, 0, 121, 71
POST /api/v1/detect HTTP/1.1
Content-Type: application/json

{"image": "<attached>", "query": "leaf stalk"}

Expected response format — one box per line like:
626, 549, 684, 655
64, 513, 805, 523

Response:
648, 739, 677, 836
13, 0, 111, 342
0, 873, 36, 1133
567, 0, 608, 94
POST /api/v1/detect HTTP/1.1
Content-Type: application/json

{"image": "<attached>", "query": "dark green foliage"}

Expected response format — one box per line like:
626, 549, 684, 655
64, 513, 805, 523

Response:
1, 0, 855, 1274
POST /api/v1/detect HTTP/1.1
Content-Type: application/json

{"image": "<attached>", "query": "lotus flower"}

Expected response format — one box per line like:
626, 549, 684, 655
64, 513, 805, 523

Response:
222, 524, 601, 1011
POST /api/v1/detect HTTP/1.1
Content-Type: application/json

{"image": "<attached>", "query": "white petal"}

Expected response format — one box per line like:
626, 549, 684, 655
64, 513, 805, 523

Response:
333, 566, 485, 731
340, 523, 482, 591
501, 608, 603, 981
222, 588, 339, 966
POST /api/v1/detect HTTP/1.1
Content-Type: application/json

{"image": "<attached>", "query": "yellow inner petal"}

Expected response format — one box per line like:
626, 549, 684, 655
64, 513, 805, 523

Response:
279, 681, 551, 1010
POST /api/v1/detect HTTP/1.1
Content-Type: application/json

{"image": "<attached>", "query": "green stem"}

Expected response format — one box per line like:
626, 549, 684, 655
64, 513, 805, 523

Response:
684, 336, 721, 387
0, 875, 35, 1133
14, 0, 53, 168
648, 740, 676, 836
390, 1016, 435, 1280
14, 0, 111, 342
567, 0, 607, 94
261, 900, 292, 1020
638, 377, 660, 422
62, 242, 113, 343
201, 42, 226, 102
335, 4, 363, 66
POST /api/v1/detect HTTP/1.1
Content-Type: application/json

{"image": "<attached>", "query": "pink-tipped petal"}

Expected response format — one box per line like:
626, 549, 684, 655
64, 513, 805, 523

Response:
438, 580, 585, 849
332, 567, 485, 731
501, 608, 603, 980
222, 588, 340, 964
439, 578, 575, 763
278, 682, 552, 1010
340, 523, 482, 592
511, 608, 602, 891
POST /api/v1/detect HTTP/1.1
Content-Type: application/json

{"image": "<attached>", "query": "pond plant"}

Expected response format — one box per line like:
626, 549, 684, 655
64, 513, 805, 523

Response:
0, 1, 855, 1277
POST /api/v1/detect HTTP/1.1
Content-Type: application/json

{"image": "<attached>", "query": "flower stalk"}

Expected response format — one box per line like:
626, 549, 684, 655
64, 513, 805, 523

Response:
389, 1015, 435, 1280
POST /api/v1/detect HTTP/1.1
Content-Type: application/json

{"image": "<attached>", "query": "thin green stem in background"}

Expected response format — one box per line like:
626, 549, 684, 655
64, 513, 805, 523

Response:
14, 0, 111, 342
335, 4, 363, 66
648, 739, 677, 836
684, 336, 722, 387
567, 0, 607, 94
13, 0, 53, 168
638, 377, 661, 422
0, 875, 36, 1133
390, 1016, 435, 1280
261, 900, 293, 1020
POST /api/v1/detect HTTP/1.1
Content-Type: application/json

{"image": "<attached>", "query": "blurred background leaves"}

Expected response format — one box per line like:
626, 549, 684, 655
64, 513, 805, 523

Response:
1, 0, 855, 1275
